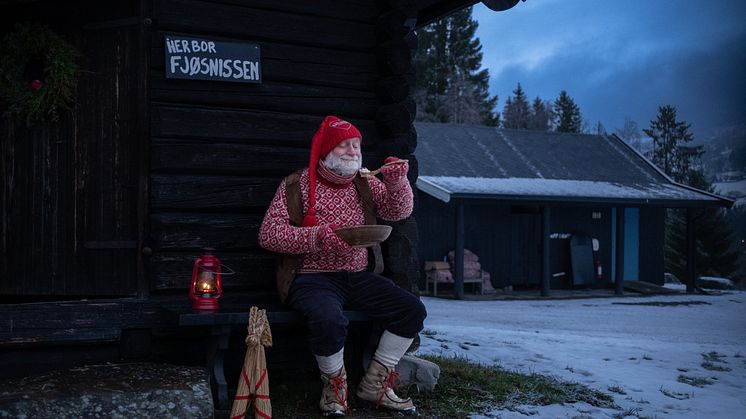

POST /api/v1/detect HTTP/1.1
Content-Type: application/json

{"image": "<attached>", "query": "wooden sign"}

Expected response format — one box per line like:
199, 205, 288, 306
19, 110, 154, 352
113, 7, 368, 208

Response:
164, 34, 261, 83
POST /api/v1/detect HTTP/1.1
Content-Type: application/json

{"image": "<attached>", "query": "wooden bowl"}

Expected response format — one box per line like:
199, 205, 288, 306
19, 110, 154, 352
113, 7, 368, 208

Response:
334, 225, 392, 248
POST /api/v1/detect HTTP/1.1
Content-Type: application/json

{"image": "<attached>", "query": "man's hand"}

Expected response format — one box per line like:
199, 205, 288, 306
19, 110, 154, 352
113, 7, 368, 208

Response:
381, 156, 409, 183
317, 225, 354, 254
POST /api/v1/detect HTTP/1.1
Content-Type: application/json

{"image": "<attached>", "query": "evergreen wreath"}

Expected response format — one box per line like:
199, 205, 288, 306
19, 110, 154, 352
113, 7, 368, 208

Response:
0, 22, 80, 122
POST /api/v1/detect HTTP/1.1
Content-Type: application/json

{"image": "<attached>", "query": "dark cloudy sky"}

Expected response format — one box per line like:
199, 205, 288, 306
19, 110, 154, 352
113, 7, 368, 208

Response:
473, 0, 746, 139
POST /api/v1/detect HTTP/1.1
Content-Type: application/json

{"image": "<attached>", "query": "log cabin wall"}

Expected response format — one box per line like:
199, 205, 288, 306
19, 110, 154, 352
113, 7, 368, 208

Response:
148, 0, 422, 295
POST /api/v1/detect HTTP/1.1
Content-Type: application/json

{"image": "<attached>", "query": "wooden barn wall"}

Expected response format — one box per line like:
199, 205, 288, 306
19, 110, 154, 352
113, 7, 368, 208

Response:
147, 0, 390, 293
416, 194, 615, 290
0, 0, 144, 297
638, 207, 664, 285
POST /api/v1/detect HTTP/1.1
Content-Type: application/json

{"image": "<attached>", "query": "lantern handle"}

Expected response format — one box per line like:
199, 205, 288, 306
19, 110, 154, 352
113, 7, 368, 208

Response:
220, 263, 237, 276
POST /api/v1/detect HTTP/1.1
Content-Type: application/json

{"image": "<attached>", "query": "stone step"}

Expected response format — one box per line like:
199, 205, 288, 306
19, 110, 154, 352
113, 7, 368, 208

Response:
0, 363, 213, 419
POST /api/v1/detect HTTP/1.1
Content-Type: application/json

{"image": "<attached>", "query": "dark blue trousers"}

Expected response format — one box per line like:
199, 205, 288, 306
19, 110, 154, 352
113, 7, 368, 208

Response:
286, 271, 427, 356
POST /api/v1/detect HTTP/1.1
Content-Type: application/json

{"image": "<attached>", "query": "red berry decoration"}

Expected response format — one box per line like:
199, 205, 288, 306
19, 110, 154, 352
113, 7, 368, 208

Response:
30, 79, 42, 90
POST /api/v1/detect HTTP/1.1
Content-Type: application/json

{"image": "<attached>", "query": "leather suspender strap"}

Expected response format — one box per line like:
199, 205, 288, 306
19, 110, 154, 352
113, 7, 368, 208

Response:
276, 171, 305, 302
353, 176, 384, 274
285, 171, 303, 226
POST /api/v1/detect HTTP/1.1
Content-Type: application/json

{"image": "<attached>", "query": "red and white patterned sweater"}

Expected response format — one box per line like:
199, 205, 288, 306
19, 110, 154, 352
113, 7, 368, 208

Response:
258, 163, 413, 273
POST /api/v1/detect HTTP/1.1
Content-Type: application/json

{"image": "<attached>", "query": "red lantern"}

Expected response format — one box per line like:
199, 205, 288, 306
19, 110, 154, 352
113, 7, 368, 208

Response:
190, 249, 223, 310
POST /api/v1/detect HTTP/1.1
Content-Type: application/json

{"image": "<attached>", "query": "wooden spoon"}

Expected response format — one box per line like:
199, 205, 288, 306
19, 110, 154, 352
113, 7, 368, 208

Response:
359, 159, 408, 177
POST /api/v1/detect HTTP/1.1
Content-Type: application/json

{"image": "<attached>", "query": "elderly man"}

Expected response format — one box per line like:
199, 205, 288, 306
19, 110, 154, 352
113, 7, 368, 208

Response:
258, 115, 426, 416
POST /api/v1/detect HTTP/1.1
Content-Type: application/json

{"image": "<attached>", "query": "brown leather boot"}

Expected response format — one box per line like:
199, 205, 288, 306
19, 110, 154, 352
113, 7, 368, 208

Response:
320, 367, 348, 417
356, 358, 416, 414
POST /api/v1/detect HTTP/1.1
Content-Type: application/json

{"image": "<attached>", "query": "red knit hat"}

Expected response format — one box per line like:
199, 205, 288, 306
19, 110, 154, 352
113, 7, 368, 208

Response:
302, 115, 362, 227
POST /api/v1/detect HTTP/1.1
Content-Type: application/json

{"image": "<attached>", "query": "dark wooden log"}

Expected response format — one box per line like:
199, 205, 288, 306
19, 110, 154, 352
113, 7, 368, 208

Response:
151, 141, 388, 179
150, 78, 378, 119
196, 0, 379, 22
385, 126, 418, 156
376, 9, 417, 42
150, 175, 279, 210
155, 0, 376, 51
376, 76, 410, 105
150, 213, 262, 250
0, 328, 121, 348
151, 142, 309, 176
375, 0, 419, 15
151, 105, 379, 147
153, 106, 316, 146
376, 40, 413, 76
149, 252, 276, 290
376, 99, 416, 137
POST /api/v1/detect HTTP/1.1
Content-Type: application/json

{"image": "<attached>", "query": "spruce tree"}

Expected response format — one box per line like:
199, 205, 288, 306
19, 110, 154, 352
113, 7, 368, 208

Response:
642, 105, 694, 181
644, 105, 742, 282
414, 7, 499, 125
528, 96, 552, 131
502, 82, 530, 129
553, 90, 582, 133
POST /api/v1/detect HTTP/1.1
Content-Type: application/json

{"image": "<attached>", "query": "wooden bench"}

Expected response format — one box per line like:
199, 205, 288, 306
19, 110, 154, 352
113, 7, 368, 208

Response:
425, 276, 484, 296
423, 261, 484, 296
164, 303, 373, 413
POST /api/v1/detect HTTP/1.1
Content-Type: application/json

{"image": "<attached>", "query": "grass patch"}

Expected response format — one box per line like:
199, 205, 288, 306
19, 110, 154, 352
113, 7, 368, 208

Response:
701, 351, 727, 363
416, 355, 617, 417
422, 329, 438, 337
677, 374, 714, 387
660, 386, 691, 400
702, 361, 731, 372
261, 356, 617, 418
612, 407, 642, 419
607, 385, 626, 395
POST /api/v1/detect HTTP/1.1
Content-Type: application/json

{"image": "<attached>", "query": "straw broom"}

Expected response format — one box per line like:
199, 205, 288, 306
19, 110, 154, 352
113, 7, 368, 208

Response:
230, 306, 273, 419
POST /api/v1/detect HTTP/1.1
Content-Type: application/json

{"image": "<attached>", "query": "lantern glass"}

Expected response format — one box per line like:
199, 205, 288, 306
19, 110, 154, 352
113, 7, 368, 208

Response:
196, 268, 218, 295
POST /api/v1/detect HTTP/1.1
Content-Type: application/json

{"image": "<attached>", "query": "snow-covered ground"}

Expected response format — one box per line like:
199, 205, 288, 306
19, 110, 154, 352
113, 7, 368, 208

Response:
415, 289, 746, 418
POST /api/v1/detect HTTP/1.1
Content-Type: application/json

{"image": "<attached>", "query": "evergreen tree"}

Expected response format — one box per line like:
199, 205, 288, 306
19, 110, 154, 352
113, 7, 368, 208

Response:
528, 96, 552, 131
502, 82, 530, 129
644, 105, 742, 282
553, 90, 582, 133
642, 105, 694, 181
414, 7, 499, 125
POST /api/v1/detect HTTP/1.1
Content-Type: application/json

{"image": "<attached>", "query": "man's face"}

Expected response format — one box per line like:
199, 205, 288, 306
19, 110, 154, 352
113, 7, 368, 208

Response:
323, 137, 362, 176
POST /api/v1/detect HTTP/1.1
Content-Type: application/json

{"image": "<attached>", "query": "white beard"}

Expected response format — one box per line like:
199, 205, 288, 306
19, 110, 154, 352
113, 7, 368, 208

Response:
323, 153, 362, 176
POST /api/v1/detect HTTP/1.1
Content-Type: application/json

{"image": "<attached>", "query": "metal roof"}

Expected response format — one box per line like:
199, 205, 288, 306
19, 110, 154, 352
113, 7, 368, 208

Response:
414, 122, 733, 207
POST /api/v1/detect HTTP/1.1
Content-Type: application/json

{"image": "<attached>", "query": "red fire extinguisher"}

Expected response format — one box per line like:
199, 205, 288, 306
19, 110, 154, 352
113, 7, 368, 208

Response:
596, 260, 603, 280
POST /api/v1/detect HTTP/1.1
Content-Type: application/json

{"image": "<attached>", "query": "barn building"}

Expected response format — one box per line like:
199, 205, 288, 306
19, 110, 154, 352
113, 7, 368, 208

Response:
415, 123, 733, 298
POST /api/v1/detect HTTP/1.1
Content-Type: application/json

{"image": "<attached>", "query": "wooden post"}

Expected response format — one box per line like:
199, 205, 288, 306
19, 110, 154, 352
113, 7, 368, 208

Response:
686, 208, 696, 293
615, 208, 625, 295
541, 206, 551, 297
454, 201, 465, 300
